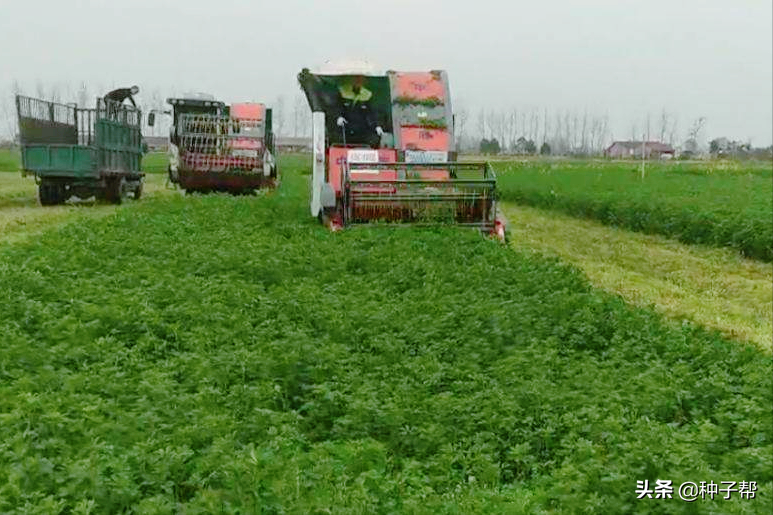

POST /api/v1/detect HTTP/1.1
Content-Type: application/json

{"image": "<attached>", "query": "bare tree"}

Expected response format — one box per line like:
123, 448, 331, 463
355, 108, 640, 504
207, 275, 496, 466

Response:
668, 116, 679, 147
684, 116, 706, 153
455, 106, 469, 150
687, 116, 706, 142
2, 81, 22, 142
476, 108, 486, 141
63, 82, 75, 105
520, 111, 527, 142
35, 80, 45, 100
508, 109, 518, 149
599, 115, 610, 154
51, 88, 61, 104
274, 95, 286, 137
486, 109, 501, 148
564, 111, 572, 152
497, 111, 507, 152
292, 94, 305, 137
588, 117, 598, 155
485, 109, 494, 142
299, 96, 311, 137
553, 112, 564, 155
658, 109, 669, 143
77, 82, 89, 108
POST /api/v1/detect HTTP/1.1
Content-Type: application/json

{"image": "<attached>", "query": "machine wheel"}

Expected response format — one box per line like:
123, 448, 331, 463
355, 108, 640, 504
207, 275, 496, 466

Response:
320, 207, 344, 231
133, 182, 143, 200
185, 188, 210, 195
39, 182, 55, 206
231, 188, 256, 196
104, 177, 124, 204
167, 166, 178, 184
39, 180, 65, 206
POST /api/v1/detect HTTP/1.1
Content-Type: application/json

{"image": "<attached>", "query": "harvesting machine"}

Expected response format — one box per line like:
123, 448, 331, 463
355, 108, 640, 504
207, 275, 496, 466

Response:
16, 95, 144, 205
298, 63, 505, 240
160, 94, 277, 193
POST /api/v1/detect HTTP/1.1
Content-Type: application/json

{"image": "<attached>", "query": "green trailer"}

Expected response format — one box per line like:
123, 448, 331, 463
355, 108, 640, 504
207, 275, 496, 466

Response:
16, 95, 145, 205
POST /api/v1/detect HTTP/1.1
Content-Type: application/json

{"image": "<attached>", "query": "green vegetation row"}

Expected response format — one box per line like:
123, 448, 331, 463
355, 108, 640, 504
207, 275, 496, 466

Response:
0, 148, 21, 172
0, 155, 770, 513
140, 151, 169, 174
495, 160, 773, 262
500, 203, 773, 350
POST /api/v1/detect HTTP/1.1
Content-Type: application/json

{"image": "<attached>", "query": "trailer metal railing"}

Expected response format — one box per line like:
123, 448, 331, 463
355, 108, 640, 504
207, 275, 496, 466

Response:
15, 95, 135, 147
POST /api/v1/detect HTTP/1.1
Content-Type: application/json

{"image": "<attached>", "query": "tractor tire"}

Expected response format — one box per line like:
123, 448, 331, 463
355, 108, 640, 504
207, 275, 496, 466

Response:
105, 177, 124, 205
133, 182, 143, 200
39, 181, 65, 206
39, 183, 54, 206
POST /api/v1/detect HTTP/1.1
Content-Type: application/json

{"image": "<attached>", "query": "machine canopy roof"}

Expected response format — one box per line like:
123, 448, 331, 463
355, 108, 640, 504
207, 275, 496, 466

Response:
167, 98, 226, 108
297, 69, 392, 120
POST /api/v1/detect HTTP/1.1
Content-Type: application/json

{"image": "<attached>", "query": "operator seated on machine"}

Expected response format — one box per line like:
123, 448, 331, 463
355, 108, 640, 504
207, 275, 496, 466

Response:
335, 75, 384, 148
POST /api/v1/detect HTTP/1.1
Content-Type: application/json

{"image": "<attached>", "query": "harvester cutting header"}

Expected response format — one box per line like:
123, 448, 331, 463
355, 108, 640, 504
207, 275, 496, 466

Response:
298, 62, 505, 240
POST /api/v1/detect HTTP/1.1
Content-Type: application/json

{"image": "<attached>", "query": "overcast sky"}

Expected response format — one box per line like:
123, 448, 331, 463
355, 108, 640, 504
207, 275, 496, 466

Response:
1, 0, 771, 145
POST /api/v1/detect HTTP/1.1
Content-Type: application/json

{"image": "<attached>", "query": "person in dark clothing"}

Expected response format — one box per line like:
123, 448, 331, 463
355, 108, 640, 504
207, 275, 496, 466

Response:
104, 85, 139, 107
335, 76, 383, 148
296, 69, 383, 147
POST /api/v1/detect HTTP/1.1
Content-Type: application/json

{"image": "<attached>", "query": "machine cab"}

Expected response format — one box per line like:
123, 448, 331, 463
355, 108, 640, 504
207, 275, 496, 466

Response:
298, 68, 393, 149
166, 95, 226, 146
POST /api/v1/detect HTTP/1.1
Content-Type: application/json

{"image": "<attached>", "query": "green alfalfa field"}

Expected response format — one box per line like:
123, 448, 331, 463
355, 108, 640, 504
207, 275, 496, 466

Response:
0, 153, 771, 513
495, 159, 773, 261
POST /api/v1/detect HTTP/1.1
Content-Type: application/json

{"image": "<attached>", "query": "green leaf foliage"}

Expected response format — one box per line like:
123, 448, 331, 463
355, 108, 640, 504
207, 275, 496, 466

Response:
496, 160, 773, 261
0, 155, 770, 513
0, 148, 21, 172
392, 96, 445, 108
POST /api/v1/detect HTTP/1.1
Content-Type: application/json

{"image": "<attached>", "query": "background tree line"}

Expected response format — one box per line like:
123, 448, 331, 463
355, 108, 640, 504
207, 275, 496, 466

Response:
1, 81, 770, 159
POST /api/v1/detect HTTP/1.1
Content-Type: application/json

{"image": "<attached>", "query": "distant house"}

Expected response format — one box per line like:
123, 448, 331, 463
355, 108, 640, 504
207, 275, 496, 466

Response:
276, 136, 312, 152
144, 136, 169, 151
605, 141, 675, 159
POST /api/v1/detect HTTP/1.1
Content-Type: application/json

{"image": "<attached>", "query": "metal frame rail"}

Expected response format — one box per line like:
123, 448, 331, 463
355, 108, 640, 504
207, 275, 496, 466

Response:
342, 161, 497, 230
177, 113, 265, 171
